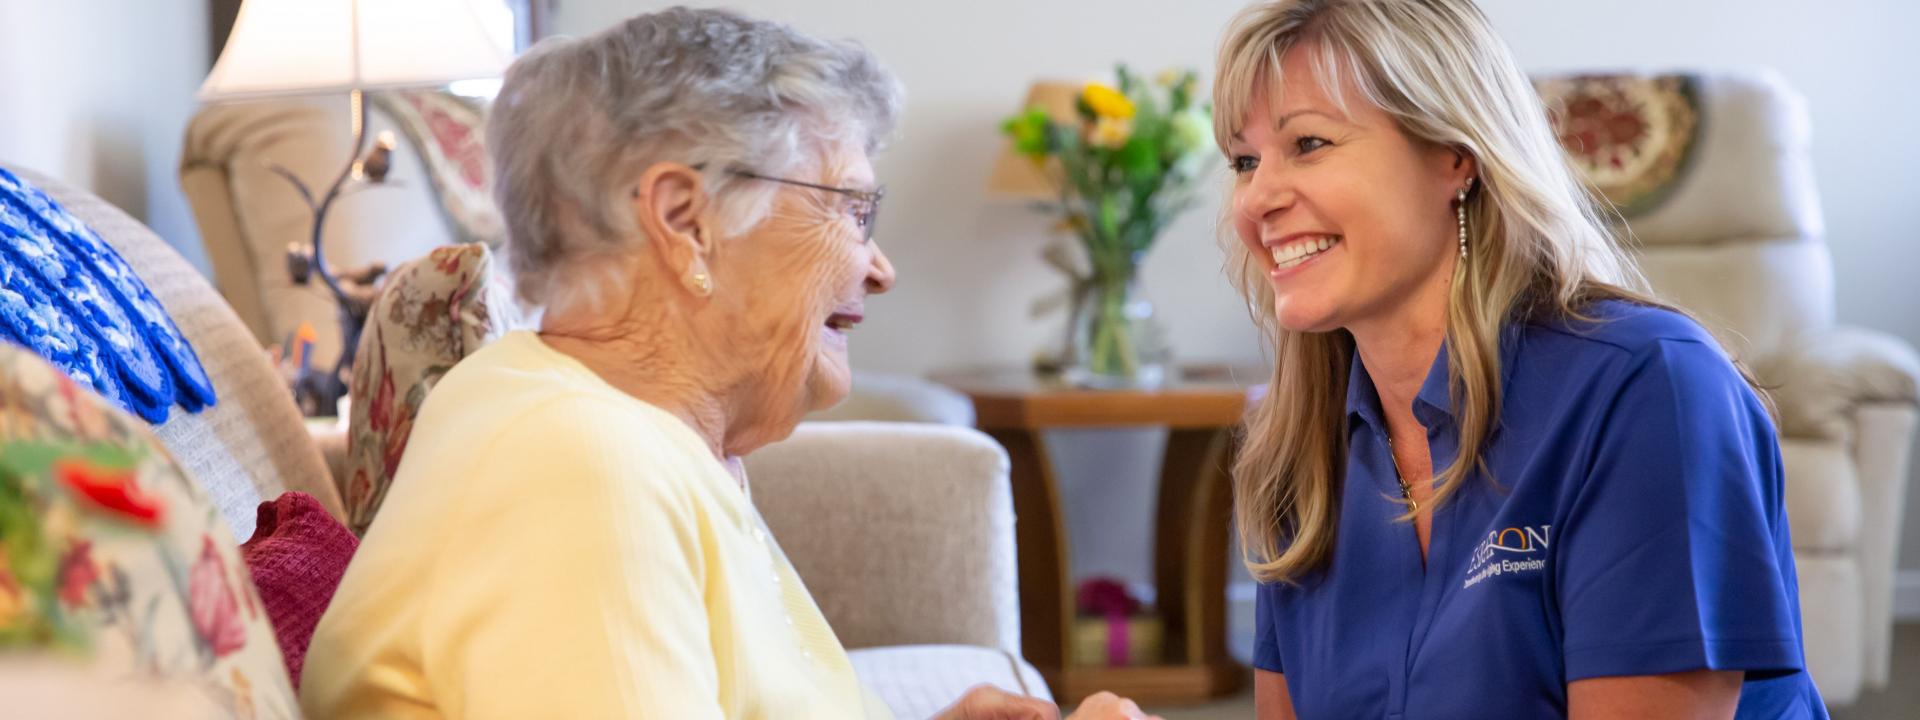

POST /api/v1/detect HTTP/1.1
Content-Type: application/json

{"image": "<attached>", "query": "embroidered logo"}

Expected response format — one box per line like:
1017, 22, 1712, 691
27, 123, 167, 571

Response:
1462, 525, 1551, 589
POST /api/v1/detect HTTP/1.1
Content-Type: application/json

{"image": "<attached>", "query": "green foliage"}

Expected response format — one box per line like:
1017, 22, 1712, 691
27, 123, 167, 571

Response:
998, 64, 1216, 281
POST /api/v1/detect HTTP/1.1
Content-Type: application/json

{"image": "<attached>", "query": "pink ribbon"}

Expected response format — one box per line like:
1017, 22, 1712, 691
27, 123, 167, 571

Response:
1077, 577, 1140, 666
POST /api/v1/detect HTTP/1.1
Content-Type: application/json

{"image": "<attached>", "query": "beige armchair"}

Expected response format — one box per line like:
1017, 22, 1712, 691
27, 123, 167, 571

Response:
748, 422, 1047, 716
180, 93, 485, 366
1536, 70, 1920, 704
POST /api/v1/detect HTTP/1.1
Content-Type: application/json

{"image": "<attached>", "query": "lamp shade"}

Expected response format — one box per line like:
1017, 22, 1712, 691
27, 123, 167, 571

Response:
986, 80, 1081, 201
199, 0, 513, 101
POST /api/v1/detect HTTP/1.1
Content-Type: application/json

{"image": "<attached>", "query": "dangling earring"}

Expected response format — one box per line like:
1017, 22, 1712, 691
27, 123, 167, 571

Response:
1455, 181, 1474, 260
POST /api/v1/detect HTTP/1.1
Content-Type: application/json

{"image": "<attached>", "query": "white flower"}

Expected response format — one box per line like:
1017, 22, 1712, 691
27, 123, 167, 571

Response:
1168, 110, 1212, 156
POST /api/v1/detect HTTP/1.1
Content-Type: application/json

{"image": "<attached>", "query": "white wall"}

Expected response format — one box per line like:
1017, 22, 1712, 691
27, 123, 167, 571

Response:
0, 0, 212, 273
551, 0, 1920, 587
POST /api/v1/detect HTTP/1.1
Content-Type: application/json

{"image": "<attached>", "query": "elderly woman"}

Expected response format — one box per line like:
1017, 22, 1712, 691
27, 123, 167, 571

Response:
300, 8, 1153, 720
1214, 1, 1826, 719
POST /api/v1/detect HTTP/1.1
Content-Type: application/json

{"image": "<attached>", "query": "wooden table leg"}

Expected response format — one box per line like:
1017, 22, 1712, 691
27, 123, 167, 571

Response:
1153, 427, 1247, 695
987, 429, 1071, 694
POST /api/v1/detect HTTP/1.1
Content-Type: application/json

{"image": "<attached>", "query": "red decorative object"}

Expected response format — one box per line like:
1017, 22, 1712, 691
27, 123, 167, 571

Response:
56, 459, 164, 527
1077, 576, 1142, 667
240, 492, 359, 687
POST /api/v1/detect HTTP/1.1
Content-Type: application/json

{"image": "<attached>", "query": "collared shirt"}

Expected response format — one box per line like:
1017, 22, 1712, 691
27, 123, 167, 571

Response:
1252, 300, 1827, 719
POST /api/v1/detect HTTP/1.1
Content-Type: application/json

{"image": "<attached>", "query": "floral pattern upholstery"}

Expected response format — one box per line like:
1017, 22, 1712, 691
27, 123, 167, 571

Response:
1534, 73, 1702, 218
369, 90, 505, 248
344, 244, 511, 535
0, 341, 295, 718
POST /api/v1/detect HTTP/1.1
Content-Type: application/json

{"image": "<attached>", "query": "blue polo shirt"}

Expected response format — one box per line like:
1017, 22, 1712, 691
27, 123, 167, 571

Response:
1252, 301, 1827, 719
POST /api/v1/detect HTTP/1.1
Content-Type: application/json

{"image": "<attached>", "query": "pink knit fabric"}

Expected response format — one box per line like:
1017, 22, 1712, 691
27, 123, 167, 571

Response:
239, 492, 358, 688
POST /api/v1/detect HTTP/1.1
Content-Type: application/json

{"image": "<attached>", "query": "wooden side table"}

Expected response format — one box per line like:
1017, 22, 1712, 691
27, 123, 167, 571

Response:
931, 366, 1260, 705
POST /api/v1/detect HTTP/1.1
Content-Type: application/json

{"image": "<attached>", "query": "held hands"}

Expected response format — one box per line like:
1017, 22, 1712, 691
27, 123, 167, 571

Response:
934, 685, 1162, 720
1066, 692, 1163, 720
935, 684, 1058, 720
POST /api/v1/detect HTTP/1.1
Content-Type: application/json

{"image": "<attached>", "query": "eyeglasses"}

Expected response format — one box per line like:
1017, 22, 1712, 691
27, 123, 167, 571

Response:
696, 165, 885, 243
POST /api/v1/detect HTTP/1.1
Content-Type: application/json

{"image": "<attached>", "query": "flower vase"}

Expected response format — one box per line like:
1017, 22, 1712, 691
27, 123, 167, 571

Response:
1065, 269, 1168, 389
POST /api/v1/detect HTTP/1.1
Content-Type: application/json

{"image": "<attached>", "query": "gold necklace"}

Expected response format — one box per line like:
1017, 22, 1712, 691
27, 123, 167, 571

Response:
1384, 436, 1419, 513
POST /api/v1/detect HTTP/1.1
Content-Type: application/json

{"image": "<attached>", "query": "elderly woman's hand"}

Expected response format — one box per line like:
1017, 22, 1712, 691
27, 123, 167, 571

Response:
927, 686, 1162, 720
932, 684, 1059, 719
1065, 692, 1162, 720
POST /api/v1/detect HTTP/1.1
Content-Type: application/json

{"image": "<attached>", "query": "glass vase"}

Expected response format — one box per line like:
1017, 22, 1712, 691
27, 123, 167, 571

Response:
1065, 270, 1169, 389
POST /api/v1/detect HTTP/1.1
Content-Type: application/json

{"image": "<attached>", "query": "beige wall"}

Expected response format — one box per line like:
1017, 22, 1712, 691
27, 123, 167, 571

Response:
0, 0, 212, 272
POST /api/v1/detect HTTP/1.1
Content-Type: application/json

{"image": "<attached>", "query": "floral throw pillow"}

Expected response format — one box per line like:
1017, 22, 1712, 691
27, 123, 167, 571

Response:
344, 244, 513, 535
1533, 73, 1702, 218
0, 341, 296, 718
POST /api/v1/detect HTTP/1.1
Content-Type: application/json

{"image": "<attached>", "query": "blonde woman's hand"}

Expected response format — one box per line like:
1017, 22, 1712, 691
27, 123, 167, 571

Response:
931, 684, 1061, 720
1065, 692, 1162, 720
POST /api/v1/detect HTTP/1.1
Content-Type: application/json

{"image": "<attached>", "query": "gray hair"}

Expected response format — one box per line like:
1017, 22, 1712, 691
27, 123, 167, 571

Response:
486, 6, 904, 308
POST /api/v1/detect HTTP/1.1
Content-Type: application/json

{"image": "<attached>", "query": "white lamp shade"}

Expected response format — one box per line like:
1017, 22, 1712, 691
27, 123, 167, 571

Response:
199, 0, 513, 101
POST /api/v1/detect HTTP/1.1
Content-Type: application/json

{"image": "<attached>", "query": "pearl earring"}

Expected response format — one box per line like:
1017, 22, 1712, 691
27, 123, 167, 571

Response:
1455, 182, 1474, 260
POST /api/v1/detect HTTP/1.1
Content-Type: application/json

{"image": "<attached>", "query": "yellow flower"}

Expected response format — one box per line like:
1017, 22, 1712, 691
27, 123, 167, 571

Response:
1082, 83, 1136, 120
1088, 116, 1134, 149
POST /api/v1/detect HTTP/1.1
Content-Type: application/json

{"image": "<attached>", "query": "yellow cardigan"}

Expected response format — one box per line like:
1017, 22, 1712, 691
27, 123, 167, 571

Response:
302, 331, 889, 719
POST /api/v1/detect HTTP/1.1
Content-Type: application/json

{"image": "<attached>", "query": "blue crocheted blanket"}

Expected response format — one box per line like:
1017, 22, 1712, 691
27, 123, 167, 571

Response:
0, 167, 216, 423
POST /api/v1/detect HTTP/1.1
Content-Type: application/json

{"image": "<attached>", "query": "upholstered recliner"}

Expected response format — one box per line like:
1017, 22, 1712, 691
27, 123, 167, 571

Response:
179, 93, 495, 367
1536, 70, 1920, 705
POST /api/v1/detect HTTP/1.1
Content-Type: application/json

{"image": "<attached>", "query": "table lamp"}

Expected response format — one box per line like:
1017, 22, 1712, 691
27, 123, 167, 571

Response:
985, 80, 1081, 202
197, 0, 512, 415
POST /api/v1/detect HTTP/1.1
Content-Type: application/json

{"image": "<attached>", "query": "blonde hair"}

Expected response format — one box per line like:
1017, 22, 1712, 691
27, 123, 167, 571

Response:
1214, 0, 1678, 584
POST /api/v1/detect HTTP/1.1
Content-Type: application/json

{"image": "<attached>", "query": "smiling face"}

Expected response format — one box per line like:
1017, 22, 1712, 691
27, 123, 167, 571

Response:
707, 147, 895, 433
1227, 45, 1472, 337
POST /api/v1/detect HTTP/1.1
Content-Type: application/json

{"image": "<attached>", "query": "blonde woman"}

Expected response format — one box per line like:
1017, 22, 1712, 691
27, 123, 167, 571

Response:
1212, 1, 1826, 718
